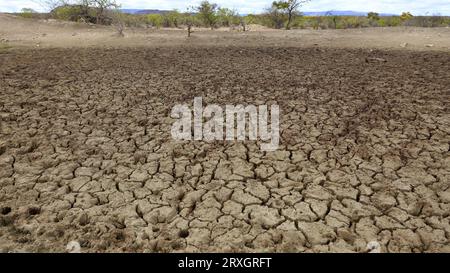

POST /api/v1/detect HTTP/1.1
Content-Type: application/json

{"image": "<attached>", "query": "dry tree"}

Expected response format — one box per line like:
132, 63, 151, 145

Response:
271, 0, 310, 30
184, 7, 196, 37
103, 9, 124, 36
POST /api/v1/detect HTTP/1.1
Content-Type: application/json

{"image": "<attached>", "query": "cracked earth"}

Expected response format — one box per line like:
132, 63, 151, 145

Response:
0, 46, 449, 253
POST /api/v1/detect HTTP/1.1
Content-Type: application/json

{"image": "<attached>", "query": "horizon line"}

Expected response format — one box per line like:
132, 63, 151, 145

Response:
1, 8, 448, 16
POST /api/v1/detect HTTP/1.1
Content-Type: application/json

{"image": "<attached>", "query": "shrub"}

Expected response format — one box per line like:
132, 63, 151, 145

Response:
400, 12, 413, 21
19, 8, 37, 19
119, 13, 145, 27
428, 16, 447, 27
367, 12, 380, 27
378, 18, 386, 27
216, 8, 239, 27
163, 10, 183, 28
343, 16, 365, 28
264, 6, 287, 29
51, 5, 96, 23
445, 18, 450, 26
384, 16, 401, 26
367, 12, 380, 21
329, 16, 339, 29
146, 14, 164, 28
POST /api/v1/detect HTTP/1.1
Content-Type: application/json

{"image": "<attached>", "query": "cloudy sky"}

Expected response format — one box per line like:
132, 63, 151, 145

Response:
1, 0, 449, 15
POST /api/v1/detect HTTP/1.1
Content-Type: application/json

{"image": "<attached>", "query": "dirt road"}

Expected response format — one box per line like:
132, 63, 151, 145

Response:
0, 15, 449, 253
1, 13, 450, 50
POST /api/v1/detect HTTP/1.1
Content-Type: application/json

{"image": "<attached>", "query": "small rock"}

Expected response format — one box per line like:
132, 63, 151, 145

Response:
66, 241, 81, 253
366, 241, 381, 253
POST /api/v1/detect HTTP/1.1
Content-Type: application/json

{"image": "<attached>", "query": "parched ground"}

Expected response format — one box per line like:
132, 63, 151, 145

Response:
0, 15, 449, 253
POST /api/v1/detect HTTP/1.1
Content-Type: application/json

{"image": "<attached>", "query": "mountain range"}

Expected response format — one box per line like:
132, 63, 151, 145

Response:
303, 11, 396, 16
120, 9, 396, 16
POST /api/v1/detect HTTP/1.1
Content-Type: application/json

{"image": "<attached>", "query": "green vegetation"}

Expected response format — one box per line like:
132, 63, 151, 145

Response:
400, 12, 413, 21
246, 13, 450, 29
19, 8, 37, 18
15, 0, 450, 30
216, 8, 240, 27
367, 12, 380, 21
196, 1, 219, 29
49, 0, 120, 24
270, 0, 309, 29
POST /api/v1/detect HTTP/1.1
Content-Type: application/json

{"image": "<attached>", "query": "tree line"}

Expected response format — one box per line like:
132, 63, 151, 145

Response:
20, 0, 311, 30
19, 0, 450, 30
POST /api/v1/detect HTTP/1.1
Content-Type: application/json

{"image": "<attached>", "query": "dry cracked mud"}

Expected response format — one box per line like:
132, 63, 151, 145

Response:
0, 46, 449, 253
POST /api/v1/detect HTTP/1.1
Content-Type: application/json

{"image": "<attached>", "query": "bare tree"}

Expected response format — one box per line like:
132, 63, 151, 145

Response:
272, 0, 310, 30
111, 9, 125, 36
184, 7, 196, 37
265, 5, 286, 29
91, 0, 120, 24
239, 17, 247, 31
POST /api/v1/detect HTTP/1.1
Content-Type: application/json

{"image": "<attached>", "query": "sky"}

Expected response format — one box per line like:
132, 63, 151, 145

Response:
0, 0, 449, 15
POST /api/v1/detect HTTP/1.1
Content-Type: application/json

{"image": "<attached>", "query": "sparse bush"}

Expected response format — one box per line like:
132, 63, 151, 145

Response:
50, 0, 118, 25
426, 16, 447, 27
91, 0, 120, 24
19, 8, 37, 19
445, 18, 450, 26
51, 4, 91, 22
367, 12, 380, 27
145, 14, 164, 28
383, 16, 401, 26
268, 0, 309, 29
162, 10, 183, 28
216, 8, 239, 28
378, 18, 387, 27
343, 16, 365, 28
329, 15, 338, 29
367, 12, 380, 21
110, 10, 125, 36
240, 14, 258, 31
264, 5, 287, 29
400, 12, 413, 21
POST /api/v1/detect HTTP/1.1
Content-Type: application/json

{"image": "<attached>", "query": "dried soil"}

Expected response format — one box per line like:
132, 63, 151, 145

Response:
0, 15, 449, 253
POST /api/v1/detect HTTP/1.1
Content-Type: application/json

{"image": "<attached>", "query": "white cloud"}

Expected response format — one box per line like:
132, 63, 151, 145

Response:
0, 0, 449, 15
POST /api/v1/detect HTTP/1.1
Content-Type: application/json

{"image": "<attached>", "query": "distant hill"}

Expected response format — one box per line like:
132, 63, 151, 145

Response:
120, 9, 397, 17
120, 9, 171, 15
302, 11, 396, 16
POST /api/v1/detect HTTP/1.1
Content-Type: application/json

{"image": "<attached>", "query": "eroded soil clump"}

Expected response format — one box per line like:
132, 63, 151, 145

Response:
0, 47, 449, 252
